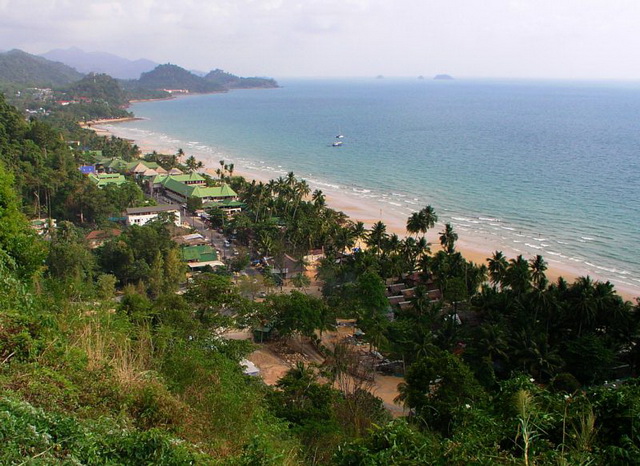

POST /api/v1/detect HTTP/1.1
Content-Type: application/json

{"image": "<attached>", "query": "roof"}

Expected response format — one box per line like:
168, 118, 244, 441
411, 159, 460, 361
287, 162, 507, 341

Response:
163, 173, 205, 184
168, 167, 183, 175
142, 168, 159, 177
79, 165, 96, 174
129, 162, 148, 173
85, 229, 122, 241
126, 204, 180, 215
162, 177, 237, 199
191, 184, 237, 199
217, 200, 246, 208
88, 173, 127, 187
181, 244, 218, 262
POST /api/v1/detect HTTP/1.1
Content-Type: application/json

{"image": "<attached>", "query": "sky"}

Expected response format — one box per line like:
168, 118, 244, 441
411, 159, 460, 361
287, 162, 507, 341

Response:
1, 0, 640, 79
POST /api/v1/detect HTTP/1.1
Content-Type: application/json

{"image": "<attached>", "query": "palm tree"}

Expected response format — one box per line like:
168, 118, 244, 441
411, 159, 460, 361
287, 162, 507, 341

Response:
487, 251, 509, 289
312, 189, 326, 209
351, 221, 366, 249
439, 223, 458, 254
366, 221, 387, 256
406, 205, 437, 239
529, 255, 548, 290
406, 212, 423, 238
505, 255, 532, 295
420, 205, 438, 238
185, 156, 203, 174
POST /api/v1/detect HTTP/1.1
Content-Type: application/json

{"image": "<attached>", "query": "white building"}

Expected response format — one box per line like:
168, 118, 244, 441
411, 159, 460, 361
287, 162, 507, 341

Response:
125, 205, 181, 227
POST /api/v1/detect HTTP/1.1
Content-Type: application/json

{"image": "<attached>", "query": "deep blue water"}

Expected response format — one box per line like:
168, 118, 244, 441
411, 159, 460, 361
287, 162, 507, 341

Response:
111, 78, 640, 295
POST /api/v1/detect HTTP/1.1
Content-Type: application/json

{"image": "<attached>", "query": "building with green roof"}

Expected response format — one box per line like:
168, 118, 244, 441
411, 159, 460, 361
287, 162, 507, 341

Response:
181, 245, 224, 270
160, 175, 238, 205
88, 173, 127, 187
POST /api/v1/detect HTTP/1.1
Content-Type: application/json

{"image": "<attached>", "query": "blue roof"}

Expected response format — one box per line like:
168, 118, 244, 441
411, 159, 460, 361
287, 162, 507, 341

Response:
79, 165, 96, 174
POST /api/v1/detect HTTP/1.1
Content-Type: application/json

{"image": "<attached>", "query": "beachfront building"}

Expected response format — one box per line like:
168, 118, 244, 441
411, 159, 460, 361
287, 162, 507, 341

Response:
88, 173, 127, 187
125, 205, 181, 227
92, 157, 167, 176
154, 174, 239, 206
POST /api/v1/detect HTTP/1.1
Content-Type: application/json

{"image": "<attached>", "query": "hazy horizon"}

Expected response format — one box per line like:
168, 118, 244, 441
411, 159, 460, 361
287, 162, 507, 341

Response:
2, 1, 639, 80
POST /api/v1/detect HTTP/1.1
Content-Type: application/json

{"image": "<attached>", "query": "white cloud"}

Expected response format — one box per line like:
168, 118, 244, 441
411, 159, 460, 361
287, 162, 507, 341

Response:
1, 0, 640, 78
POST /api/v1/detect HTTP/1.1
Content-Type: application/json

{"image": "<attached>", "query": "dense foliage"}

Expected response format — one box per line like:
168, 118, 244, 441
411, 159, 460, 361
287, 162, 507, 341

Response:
1, 85, 639, 464
0, 49, 83, 86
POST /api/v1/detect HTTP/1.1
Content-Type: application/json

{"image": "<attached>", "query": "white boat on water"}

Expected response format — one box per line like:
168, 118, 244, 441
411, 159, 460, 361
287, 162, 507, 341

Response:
332, 141, 343, 147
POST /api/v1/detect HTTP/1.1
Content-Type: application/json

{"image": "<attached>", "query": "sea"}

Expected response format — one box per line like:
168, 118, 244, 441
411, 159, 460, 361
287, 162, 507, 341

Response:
106, 78, 640, 297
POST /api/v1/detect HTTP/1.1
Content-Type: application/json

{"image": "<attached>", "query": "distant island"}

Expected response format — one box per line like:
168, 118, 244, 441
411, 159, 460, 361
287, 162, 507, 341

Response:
434, 74, 454, 80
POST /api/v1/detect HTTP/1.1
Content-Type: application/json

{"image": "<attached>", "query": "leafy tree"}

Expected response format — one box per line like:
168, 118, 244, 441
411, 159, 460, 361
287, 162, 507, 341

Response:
334, 420, 438, 465
562, 334, 614, 385
163, 248, 185, 292
397, 350, 487, 435
265, 291, 333, 338
183, 272, 237, 324
186, 196, 202, 213
147, 250, 165, 299
0, 163, 46, 279
45, 221, 95, 296
95, 273, 117, 300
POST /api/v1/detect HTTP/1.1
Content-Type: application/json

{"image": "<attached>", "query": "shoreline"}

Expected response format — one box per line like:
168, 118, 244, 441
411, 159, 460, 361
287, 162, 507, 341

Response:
92, 121, 639, 302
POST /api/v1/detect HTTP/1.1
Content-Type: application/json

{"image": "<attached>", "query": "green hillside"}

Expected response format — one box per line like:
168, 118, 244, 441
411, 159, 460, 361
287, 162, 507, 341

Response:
0, 49, 83, 86
204, 69, 278, 89
138, 63, 224, 93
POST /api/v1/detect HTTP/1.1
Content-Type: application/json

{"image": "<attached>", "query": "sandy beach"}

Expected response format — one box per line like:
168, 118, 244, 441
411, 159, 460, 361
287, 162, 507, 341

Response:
92, 121, 639, 301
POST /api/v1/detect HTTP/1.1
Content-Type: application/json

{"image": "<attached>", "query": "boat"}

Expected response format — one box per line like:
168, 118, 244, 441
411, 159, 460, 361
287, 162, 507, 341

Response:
332, 141, 343, 147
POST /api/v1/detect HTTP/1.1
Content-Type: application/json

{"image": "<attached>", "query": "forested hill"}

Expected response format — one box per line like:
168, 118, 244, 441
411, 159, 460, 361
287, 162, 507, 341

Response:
0, 49, 83, 86
204, 68, 278, 89
137, 63, 278, 93
0, 50, 278, 101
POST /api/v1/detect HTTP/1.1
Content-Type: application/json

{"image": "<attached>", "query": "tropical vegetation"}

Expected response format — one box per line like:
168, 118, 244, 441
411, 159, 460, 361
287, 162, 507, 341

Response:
1, 81, 639, 465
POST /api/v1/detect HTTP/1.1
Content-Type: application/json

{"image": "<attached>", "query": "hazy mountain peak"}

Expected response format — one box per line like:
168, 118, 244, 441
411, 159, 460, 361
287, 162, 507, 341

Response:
41, 47, 159, 80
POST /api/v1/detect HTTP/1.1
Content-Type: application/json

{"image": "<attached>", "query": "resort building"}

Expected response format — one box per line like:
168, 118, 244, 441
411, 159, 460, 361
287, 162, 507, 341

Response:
125, 205, 181, 227
180, 244, 224, 271
88, 173, 127, 187
153, 174, 240, 207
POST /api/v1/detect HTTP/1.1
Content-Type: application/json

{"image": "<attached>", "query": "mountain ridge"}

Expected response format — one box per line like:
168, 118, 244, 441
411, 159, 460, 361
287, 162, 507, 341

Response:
41, 47, 158, 80
0, 49, 83, 86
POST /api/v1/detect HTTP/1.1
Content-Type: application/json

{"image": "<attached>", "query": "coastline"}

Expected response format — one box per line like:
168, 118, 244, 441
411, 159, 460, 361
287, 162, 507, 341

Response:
93, 120, 639, 302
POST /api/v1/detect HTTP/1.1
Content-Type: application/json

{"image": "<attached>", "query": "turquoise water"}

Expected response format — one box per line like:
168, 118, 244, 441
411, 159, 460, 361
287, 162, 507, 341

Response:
111, 78, 640, 295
